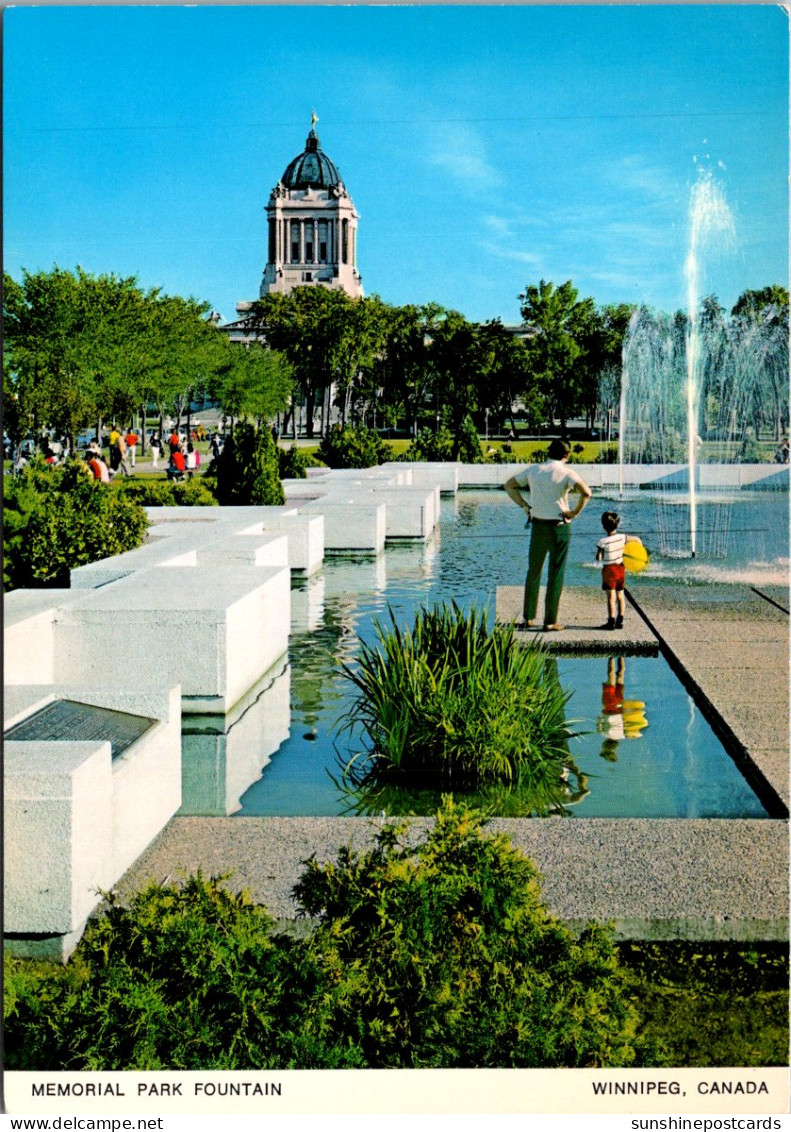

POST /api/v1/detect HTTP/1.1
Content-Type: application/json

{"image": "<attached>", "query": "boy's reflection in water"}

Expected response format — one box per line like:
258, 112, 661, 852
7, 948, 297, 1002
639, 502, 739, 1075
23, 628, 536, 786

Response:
597, 656, 648, 762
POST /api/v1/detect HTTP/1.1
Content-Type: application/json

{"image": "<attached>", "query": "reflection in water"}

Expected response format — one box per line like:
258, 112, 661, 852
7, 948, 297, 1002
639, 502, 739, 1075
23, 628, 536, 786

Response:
181, 661, 290, 815
597, 657, 649, 762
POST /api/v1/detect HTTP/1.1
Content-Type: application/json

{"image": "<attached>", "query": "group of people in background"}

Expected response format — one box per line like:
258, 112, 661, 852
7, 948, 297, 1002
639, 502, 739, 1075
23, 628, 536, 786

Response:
79, 426, 207, 483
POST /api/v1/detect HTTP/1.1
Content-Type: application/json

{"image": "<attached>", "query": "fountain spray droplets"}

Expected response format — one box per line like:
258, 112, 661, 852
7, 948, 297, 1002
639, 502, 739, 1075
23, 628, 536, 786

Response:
685, 173, 735, 555
619, 171, 787, 561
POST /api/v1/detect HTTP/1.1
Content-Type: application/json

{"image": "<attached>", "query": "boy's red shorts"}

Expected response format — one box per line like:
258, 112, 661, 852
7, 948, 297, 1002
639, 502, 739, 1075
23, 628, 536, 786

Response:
602, 563, 626, 591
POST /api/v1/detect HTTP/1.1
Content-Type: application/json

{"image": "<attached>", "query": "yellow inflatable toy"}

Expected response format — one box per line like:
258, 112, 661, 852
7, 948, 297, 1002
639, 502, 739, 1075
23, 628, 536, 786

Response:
623, 539, 650, 573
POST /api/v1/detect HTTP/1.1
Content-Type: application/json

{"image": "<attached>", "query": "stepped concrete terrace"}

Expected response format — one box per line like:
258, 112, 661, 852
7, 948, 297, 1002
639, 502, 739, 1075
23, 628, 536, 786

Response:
116, 581, 789, 942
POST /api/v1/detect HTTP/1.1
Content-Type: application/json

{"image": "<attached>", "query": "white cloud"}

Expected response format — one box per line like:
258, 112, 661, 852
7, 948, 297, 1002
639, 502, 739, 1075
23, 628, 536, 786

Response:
426, 122, 501, 190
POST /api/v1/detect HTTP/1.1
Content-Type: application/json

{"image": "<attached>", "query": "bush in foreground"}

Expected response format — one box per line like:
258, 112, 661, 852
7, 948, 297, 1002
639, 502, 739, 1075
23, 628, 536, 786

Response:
4, 802, 650, 1070
115, 479, 217, 508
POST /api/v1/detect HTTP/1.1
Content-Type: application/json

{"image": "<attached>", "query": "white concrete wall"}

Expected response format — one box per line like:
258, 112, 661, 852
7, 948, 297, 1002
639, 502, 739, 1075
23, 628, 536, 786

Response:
4, 590, 82, 685
298, 499, 387, 553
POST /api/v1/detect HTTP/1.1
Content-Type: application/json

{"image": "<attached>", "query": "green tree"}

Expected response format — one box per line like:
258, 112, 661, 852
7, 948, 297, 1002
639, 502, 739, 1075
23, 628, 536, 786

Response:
210, 342, 293, 427
731, 287, 789, 441
209, 421, 285, 505
574, 302, 634, 431
375, 302, 444, 435
475, 320, 540, 436
428, 310, 487, 457
3, 267, 151, 447
519, 279, 586, 432
252, 286, 347, 438
3, 267, 231, 447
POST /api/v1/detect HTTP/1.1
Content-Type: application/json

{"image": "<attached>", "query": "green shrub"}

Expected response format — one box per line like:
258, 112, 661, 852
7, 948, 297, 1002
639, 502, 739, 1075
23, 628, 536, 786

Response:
4, 804, 653, 1070
738, 434, 767, 464
278, 444, 315, 480
316, 424, 386, 469
115, 479, 177, 507
171, 479, 217, 507
3, 458, 148, 591
455, 413, 485, 463
3, 875, 311, 1070
208, 422, 285, 505
530, 446, 549, 462
115, 478, 217, 508
294, 799, 647, 1068
403, 424, 454, 462
338, 603, 576, 807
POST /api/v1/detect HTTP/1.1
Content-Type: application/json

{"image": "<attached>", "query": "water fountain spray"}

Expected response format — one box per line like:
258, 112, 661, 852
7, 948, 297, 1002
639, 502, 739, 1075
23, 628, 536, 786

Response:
684, 170, 734, 555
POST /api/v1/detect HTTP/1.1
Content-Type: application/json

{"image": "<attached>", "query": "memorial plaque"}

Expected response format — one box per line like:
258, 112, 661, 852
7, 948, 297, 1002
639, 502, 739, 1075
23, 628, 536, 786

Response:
5, 699, 157, 759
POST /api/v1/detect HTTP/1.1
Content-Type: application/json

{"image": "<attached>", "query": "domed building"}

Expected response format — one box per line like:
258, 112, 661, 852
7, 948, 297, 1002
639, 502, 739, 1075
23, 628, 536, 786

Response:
234, 116, 361, 325
260, 118, 362, 300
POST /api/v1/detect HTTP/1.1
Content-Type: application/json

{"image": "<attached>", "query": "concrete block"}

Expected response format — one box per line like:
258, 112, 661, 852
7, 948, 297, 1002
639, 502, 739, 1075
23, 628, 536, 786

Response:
195, 533, 290, 570
366, 485, 439, 539
387, 462, 459, 494
299, 499, 386, 554
4, 740, 114, 936
69, 532, 202, 588
235, 513, 325, 575
457, 464, 516, 487
4, 683, 181, 956
3, 589, 81, 685
53, 566, 290, 713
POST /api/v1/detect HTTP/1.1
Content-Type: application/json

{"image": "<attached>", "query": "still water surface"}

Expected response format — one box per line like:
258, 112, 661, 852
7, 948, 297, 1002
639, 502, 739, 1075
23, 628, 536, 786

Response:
230, 490, 783, 819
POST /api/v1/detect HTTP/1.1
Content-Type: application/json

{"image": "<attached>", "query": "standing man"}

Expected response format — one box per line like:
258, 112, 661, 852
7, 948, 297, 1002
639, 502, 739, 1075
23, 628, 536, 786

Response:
504, 438, 592, 631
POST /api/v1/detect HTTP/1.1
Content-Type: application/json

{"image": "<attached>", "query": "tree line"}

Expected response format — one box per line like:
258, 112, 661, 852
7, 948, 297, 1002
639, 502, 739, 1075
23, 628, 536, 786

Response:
4, 266, 787, 451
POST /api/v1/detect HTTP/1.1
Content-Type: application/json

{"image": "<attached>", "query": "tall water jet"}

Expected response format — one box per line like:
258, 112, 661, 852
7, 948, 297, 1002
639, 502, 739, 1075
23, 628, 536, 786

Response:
617, 170, 790, 560
683, 171, 735, 555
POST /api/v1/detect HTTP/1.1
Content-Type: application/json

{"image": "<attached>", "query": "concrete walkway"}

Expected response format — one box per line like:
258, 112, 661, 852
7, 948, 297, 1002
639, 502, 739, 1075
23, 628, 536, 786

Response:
495, 584, 658, 654
117, 582, 789, 942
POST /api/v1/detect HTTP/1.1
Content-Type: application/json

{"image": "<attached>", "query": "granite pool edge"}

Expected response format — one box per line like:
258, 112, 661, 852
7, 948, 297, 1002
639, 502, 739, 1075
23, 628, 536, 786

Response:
115, 814, 789, 943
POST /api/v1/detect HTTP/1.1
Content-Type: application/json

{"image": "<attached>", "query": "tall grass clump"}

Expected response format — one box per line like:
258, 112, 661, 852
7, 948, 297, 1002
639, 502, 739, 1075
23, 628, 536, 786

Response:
339, 602, 575, 803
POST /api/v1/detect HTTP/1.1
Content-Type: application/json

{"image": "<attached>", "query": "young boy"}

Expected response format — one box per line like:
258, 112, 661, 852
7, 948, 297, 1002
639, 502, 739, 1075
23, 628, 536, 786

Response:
595, 511, 641, 630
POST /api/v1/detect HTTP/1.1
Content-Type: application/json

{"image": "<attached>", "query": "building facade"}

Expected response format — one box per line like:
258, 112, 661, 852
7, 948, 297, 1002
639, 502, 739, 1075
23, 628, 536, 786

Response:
232, 117, 362, 330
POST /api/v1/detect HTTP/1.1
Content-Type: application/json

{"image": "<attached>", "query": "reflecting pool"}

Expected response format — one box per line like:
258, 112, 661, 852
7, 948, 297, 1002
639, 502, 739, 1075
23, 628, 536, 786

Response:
228, 488, 784, 819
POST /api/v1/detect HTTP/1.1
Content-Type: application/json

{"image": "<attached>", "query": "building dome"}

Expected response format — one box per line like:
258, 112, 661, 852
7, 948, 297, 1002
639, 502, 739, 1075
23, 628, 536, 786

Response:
280, 127, 342, 190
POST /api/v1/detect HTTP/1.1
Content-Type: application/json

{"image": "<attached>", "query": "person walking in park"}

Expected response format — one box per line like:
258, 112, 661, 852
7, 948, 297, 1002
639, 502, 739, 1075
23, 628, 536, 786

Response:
112, 429, 132, 477
504, 438, 592, 631
150, 434, 161, 469
124, 427, 139, 468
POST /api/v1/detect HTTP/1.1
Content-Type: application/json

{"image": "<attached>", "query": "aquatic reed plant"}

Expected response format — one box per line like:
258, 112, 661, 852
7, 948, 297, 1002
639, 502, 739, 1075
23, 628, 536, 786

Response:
339, 602, 576, 797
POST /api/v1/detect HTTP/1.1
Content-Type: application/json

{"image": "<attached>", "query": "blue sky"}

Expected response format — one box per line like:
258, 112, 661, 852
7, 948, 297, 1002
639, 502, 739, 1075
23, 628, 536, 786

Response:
4, 4, 788, 325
